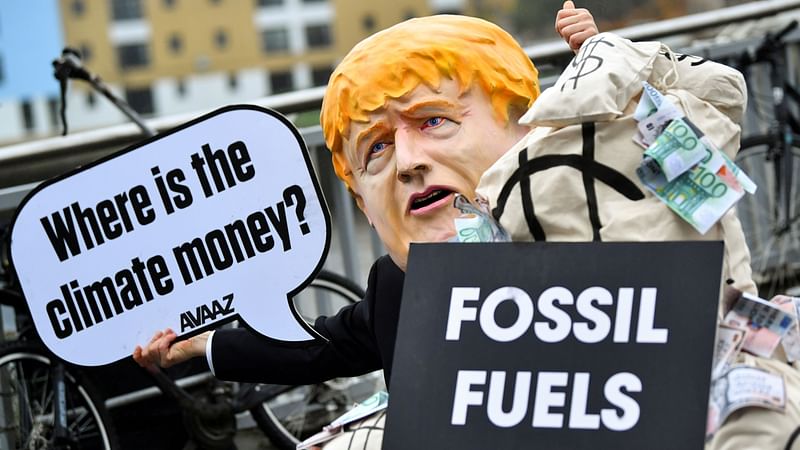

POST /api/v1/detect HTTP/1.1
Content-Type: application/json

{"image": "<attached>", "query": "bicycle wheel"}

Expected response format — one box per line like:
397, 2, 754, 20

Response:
0, 340, 119, 449
736, 135, 800, 297
249, 270, 386, 450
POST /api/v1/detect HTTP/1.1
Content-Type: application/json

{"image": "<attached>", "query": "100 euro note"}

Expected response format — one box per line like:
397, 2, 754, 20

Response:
723, 292, 797, 358
770, 296, 800, 362
452, 194, 510, 243
454, 214, 494, 242
707, 365, 786, 439
712, 324, 745, 379
637, 117, 756, 234
634, 81, 685, 148
640, 115, 706, 181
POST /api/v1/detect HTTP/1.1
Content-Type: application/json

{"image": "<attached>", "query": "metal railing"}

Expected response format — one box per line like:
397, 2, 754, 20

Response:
2, 0, 800, 282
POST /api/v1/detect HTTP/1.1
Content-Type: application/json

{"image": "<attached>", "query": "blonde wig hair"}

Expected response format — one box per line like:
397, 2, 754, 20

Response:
320, 15, 540, 189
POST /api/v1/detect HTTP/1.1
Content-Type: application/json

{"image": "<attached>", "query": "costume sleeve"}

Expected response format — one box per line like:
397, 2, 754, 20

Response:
210, 262, 383, 385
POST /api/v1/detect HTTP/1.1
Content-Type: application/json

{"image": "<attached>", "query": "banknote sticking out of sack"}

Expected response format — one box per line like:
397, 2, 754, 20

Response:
476, 32, 756, 294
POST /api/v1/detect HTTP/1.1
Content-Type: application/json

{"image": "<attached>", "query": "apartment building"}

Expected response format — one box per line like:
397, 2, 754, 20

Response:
0, 0, 474, 144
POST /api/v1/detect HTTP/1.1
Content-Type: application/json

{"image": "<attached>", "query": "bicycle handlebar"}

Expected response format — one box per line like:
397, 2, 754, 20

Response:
52, 48, 92, 83
52, 47, 157, 138
770, 19, 799, 47
744, 19, 800, 65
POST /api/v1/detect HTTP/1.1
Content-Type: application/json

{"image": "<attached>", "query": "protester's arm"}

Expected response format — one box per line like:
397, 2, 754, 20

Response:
209, 301, 382, 384
134, 258, 386, 383
135, 304, 381, 384
555, 1, 598, 53
209, 259, 386, 384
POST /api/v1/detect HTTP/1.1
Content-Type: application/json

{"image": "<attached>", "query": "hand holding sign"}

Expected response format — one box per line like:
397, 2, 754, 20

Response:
133, 328, 205, 371
10, 105, 331, 366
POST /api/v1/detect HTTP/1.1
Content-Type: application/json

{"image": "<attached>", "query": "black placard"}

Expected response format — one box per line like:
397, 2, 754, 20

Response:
384, 241, 722, 450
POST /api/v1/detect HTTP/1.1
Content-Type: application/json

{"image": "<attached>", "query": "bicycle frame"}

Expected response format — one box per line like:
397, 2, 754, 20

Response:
740, 20, 800, 235
2, 224, 86, 448
51, 363, 71, 448
0, 285, 86, 449
143, 342, 300, 416
764, 32, 796, 234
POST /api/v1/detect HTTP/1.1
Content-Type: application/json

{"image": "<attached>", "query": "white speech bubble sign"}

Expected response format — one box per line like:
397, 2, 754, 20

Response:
10, 105, 331, 366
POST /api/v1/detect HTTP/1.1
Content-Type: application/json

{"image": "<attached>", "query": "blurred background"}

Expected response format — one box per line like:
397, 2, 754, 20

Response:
2, 1, 800, 448
0, 0, 758, 146
3, 0, 795, 285
2, 0, 800, 341
2, 0, 800, 330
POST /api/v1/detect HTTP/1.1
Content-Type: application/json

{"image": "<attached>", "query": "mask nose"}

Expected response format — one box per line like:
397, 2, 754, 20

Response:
395, 127, 430, 183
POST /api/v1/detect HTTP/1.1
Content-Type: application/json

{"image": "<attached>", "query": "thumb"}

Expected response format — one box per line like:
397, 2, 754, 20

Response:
563, 1, 575, 9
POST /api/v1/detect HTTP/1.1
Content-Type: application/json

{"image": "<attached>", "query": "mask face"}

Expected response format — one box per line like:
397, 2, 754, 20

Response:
342, 79, 529, 270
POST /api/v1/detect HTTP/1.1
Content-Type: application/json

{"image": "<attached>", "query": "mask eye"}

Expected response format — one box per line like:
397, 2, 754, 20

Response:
364, 140, 391, 170
371, 142, 389, 154
421, 117, 445, 129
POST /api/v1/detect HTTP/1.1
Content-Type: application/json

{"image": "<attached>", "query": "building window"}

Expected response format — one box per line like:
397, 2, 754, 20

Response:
194, 54, 211, 71
21, 100, 35, 131
270, 71, 293, 94
305, 24, 331, 49
168, 33, 182, 54
362, 14, 375, 32
71, 0, 86, 16
111, 0, 143, 21
257, 0, 283, 6
214, 29, 228, 49
311, 66, 333, 87
47, 97, 60, 127
261, 28, 289, 53
79, 43, 92, 62
125, 86, 154, 115
117, 43, 149, 69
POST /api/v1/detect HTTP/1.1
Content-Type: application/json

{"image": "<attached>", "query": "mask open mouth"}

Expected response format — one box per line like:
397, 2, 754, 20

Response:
410, 189, 453, 211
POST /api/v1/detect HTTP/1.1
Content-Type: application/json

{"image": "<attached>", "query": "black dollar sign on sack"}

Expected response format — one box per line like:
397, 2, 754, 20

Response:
675, 52, 709, 67
660, 50, 709, 67
492, 123, 645, 242
561, 36, 615, 92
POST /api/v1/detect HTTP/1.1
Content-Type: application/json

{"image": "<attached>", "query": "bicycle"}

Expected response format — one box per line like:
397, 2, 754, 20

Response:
0, 48, 384, 450
0, 221, 119, 449
734, 19, 800, 299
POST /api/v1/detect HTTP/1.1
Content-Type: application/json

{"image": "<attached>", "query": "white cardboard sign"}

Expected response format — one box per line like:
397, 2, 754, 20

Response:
10, 105, 330, 366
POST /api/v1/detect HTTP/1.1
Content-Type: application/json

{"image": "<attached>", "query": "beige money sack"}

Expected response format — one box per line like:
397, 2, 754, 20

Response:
478, 32, 800, 450
476, 32, 756, 294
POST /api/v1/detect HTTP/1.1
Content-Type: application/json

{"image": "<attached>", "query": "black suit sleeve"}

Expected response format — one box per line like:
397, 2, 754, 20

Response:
210, 261, 384, 385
